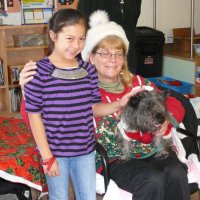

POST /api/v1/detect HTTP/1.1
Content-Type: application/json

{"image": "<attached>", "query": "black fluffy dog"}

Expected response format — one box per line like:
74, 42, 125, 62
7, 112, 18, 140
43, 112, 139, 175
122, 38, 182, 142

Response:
117, 88, 173, 160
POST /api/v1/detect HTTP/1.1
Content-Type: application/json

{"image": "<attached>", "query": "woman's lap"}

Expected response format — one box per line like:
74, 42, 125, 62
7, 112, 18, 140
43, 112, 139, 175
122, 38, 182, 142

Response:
108, 158, 165, 200
150, 151, 190, 200
107, 151, 190, 200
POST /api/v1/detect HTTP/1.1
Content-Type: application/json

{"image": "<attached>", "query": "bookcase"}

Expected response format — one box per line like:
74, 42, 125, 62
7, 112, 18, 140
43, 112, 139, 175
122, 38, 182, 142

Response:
0, 25, 48, 116
195, 54, 200, 96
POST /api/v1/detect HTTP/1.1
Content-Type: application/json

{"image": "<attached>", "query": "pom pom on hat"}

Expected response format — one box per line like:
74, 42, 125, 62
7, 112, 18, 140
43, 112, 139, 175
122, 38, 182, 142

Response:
89, 10, 109, 27
81, 10, 129, 61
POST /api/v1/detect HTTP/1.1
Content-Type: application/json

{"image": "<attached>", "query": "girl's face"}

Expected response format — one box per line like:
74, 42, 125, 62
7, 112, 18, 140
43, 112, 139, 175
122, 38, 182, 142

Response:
50, 23, 86, 61
90, 48, 125, 83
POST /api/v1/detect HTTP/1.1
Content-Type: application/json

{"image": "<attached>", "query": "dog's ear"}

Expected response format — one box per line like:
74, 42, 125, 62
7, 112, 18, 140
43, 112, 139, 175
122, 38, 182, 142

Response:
157, 91, 169, 101
129, 90, 150, 106
129, 95, 141, 108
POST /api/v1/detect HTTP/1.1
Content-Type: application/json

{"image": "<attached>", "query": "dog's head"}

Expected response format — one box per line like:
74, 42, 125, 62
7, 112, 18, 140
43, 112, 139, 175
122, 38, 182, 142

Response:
120, 89, 169, 134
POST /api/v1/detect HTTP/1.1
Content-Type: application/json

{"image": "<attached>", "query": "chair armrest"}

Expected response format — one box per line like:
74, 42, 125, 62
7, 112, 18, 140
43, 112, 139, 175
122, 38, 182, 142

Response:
176, 127, 197, 139
177, 128, 200, 158
96, 142, 110, 192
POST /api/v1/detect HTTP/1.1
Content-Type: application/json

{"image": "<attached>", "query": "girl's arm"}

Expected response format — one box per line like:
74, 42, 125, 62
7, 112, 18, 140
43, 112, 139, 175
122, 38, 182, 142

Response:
28, 113, 52, 160
23, 61, 59, 176
92, 101, 122, 117
92, 88, 140, 117
28, 113, 59, 176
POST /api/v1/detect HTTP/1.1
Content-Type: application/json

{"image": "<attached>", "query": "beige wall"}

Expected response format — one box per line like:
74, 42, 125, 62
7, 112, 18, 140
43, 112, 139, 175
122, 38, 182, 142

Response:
137, 0, 200, 42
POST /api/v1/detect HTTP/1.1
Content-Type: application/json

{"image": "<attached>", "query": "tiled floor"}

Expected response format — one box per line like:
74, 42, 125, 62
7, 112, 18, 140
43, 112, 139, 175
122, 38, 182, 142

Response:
0, 194, 18, 200
1, 179, 200, 200
0, 191, 199, 200
191, 191, 200, 200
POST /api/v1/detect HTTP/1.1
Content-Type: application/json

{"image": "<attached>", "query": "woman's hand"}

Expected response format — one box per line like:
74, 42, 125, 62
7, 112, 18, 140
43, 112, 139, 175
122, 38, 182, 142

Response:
19, 60, 37, 90
155, 120, 170, 136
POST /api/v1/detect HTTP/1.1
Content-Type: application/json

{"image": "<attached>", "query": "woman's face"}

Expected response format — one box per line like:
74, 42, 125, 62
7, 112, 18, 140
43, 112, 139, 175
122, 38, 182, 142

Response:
90, 48, 124, 83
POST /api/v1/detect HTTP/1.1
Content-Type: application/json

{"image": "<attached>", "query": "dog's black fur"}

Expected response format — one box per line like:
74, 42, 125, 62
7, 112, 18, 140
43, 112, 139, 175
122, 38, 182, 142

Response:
118, 90, 173, 160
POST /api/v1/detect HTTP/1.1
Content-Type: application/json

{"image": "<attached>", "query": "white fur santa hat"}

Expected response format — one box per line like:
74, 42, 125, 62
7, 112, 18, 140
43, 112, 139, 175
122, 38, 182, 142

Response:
81, 10, 129, 61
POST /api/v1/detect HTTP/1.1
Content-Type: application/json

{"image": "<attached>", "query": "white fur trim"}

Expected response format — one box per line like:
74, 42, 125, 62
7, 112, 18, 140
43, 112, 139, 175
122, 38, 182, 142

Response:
136, 75, 142, 86
143, 86, 154, 91
131, 85, 154, 93
163, 132, 172, 139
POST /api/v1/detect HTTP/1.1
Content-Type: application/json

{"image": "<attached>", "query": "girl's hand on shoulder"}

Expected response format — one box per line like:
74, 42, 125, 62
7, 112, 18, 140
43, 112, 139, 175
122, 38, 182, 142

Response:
19, 60, 37, 89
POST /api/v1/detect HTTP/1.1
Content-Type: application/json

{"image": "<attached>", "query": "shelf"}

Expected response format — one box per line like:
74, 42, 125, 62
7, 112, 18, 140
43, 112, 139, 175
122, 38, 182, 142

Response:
7, 45, 48, 51
0, 24, 48, 116
0, 24, 47, 30
9, 84, 20, 88
0, 85, 6, 89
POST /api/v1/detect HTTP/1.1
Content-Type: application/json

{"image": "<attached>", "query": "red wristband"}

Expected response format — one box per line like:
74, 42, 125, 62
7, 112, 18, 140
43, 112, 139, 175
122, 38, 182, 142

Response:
41, 156, 56, 171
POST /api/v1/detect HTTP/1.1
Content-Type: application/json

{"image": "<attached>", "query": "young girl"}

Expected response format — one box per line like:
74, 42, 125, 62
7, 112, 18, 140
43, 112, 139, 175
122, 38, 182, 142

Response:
24, 9, 133, 200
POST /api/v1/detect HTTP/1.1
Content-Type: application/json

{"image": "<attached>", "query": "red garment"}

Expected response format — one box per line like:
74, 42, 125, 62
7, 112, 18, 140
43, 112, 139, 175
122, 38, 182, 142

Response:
97, 75, 185, 138
20, 98, 31, 130
125, 131, 154, 144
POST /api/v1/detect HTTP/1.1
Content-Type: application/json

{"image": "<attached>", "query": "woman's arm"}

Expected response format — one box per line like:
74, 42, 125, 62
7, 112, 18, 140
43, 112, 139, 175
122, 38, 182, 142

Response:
20, 98, 31, 130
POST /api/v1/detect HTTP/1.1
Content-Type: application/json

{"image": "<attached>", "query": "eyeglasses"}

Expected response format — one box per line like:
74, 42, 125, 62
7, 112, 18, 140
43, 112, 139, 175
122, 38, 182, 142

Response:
95, 51, 125, 60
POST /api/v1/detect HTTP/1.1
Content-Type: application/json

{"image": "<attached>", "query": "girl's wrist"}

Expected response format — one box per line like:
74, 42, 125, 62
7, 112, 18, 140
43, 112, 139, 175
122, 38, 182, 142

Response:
41, 154, 54, 162
41, 156, 56, 171
118, 99, 124, 109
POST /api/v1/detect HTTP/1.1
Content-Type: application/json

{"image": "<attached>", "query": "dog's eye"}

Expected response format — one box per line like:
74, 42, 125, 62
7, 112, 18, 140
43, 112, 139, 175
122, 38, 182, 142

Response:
154, 113, 165, 124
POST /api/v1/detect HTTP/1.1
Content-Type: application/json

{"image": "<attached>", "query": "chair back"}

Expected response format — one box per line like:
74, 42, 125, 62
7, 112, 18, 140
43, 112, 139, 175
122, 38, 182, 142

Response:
167, 89, 198, 136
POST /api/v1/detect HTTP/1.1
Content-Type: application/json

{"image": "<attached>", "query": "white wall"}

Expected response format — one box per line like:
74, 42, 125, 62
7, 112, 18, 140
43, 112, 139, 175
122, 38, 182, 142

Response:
163, 56, 195, 84
137, 0, 200, 42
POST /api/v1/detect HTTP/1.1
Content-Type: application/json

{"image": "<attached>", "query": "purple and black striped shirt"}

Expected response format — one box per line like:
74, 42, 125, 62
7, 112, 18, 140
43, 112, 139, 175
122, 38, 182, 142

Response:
24, 57, 101, 157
